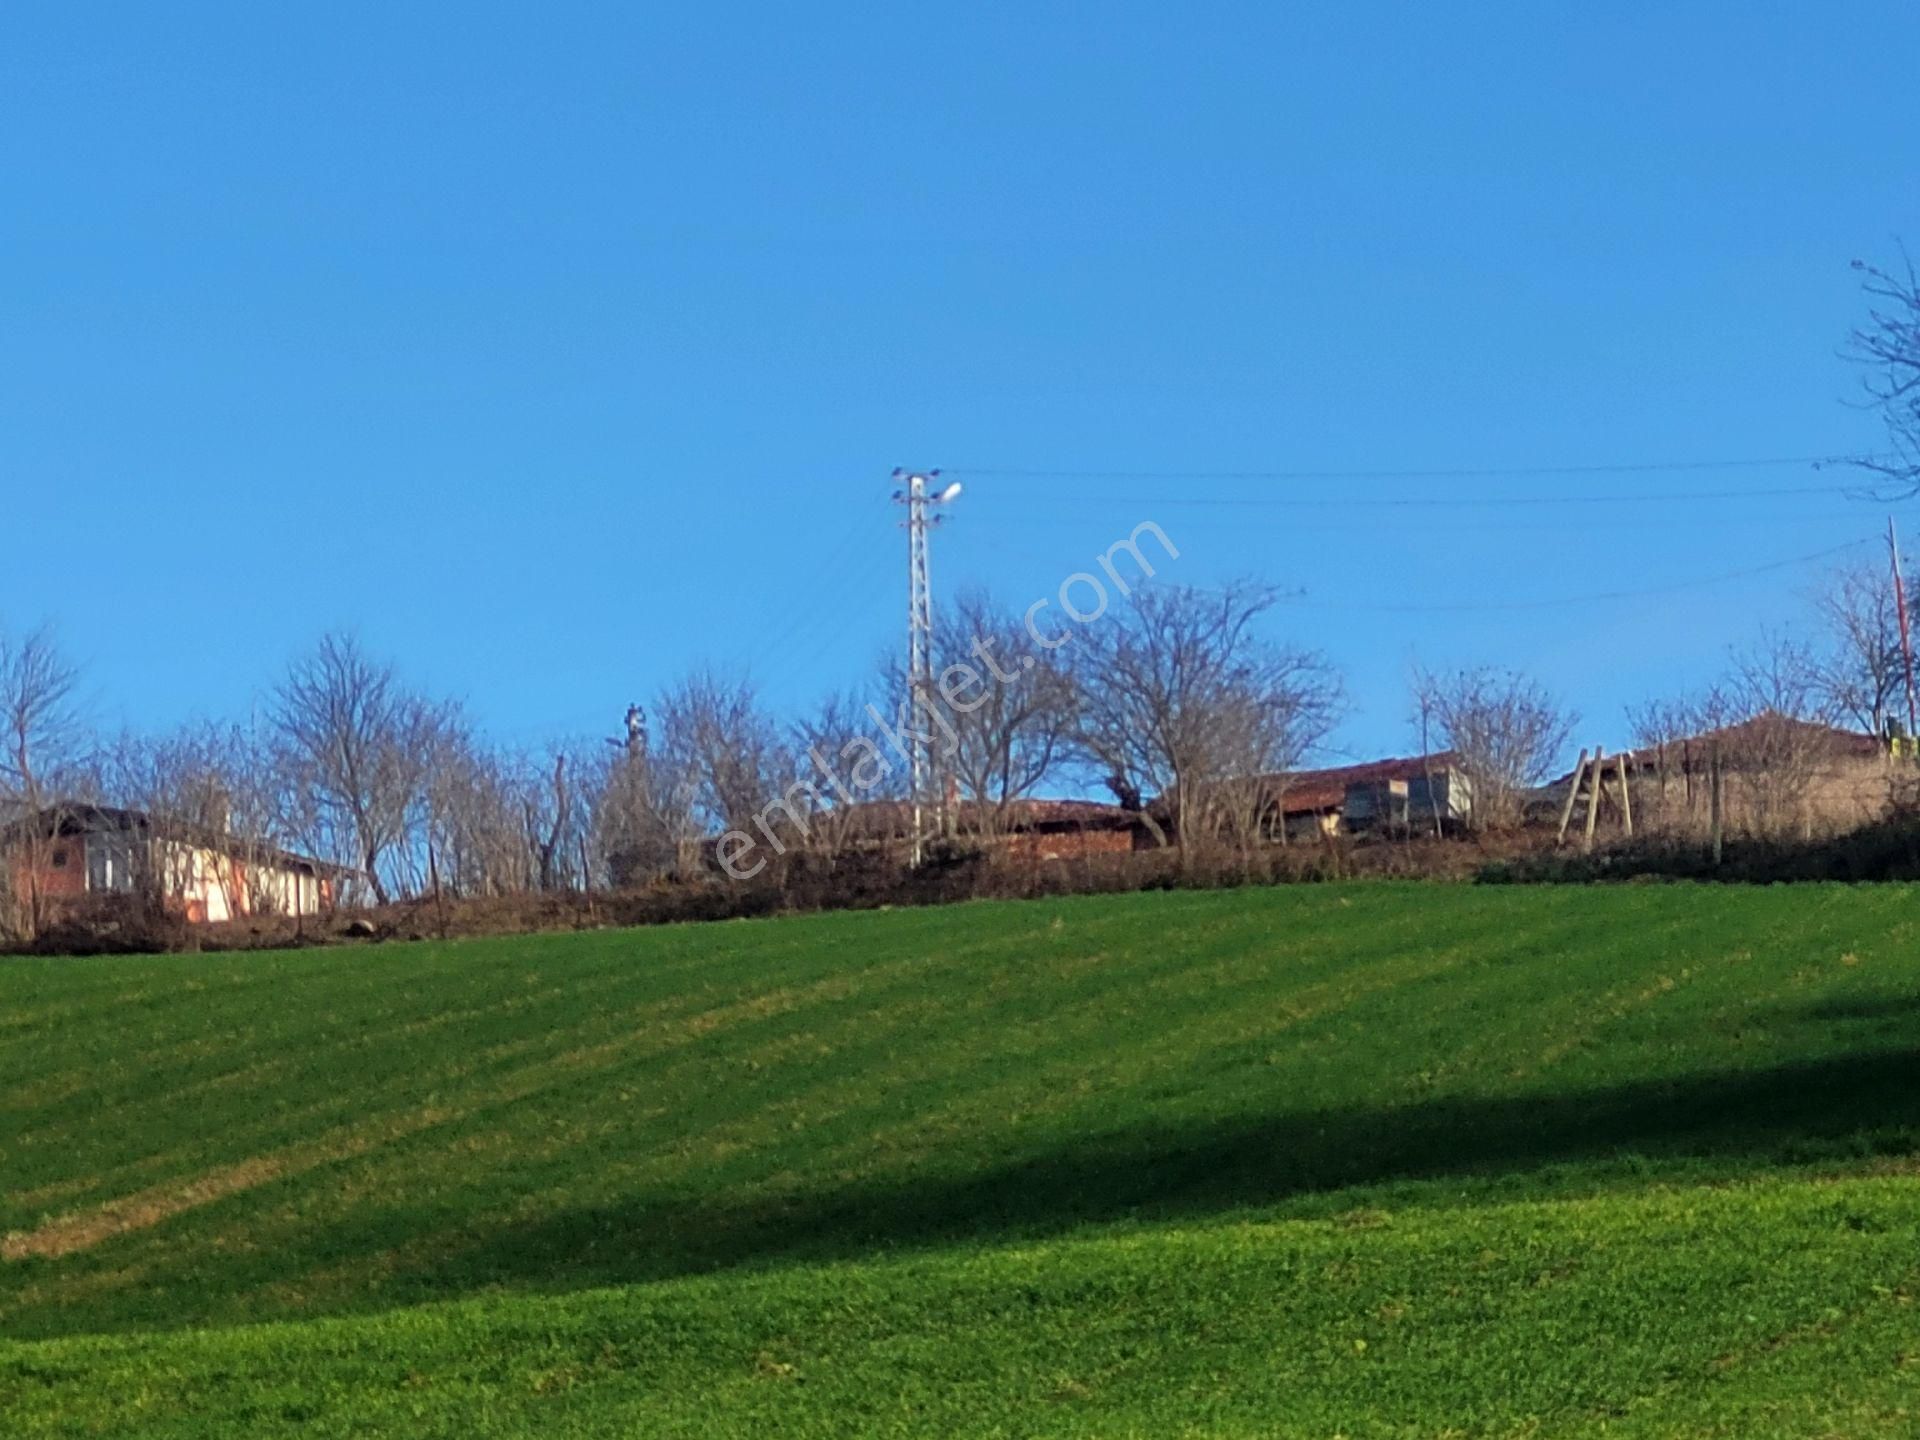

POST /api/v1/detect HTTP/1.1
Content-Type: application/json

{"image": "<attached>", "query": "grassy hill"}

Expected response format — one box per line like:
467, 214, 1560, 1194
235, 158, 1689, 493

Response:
4, 884, 1919, 1436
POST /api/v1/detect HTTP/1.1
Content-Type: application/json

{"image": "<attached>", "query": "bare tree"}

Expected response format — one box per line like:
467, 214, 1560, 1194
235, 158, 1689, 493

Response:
1847, 249, 1920, 492
583, 741, 702, 886
94, 720, 289, 915
1718, 631, 1845, 838
1070, 581, 1341, 863
521, 751, 575, 892
1413, 665, 1575, 831
789, 688, 897, 857
0, 624, 84, 809
269, 633, 453, 903
1807, 557, 1908, 736
417, 731, 539, 898
1204, 682, 1339, 857
655, 672, 798, 854
1625, 694, 1705, 826
922, 592, 1076, 838
0, 624, 86, 937
1631, 633, 1852, 840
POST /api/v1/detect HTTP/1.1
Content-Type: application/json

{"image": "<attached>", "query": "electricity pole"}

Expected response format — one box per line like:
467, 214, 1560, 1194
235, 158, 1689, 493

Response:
893, 470, 961, 865
1890, 518, 1918, 741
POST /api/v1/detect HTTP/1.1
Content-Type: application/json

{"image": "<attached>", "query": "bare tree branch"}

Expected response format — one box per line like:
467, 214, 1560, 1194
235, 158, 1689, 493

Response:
269, 633, 453, 903
1070, 582, 1341, 863
1412, 665, 1575, 831
0, 623, 85, 938
1846, 247, 1920, 492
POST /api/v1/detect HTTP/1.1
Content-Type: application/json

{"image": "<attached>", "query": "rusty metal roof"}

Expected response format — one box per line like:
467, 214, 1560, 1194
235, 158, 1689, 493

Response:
1269, 754, 1462, 814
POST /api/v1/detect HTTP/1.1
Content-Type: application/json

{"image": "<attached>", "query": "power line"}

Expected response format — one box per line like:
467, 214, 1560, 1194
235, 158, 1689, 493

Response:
1063, 512, 1841, 537
1008, 482, 1865, 510
942, 452, 1874, 482
742, 518, 877, 667
1292, 539, 1872, 615
749, 543, 895, 695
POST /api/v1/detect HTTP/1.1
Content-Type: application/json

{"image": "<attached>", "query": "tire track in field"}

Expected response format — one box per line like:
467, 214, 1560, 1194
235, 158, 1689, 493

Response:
3, 936, 1036, 1328
0, 932, 794, 1117
1479, 906, 1726, 1087
268, 927, 1279, 1300
0, 902, 1489, 1282
0, 903, 1552, 1251
2, 980, 740, 1225
71, 929, 1097, 1304
758, 919, 1414, 1170
3, 936, 933, 1229
1505, 901, 1887, 1088
0, 955, 951, 1267
16, 956, 696, 1116
3, 994, 793, 1263
825, 933, 1490, 1175
1, 1109, 458, 1261
418, 922, 1087, 1156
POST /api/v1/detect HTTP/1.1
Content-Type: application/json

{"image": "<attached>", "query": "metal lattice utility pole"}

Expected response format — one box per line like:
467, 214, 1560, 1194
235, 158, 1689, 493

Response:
893, 469, 961, 865
1889, 517, 1919, 741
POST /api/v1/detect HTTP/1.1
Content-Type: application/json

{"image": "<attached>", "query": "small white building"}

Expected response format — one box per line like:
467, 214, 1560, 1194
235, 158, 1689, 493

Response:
1266, 753, 1475, 840
5, 804, 349, 923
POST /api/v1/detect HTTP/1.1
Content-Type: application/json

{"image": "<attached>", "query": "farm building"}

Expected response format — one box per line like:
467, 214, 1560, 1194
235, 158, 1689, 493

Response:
839, 797, 1148, 862
1552, 716, 1897, 840
1260, 754, 1475, 841
2, 804, 348, 923
992, 799, 1147, 862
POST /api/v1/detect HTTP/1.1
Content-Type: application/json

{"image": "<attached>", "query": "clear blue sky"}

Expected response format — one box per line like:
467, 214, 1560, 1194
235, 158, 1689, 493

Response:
2, 4, 1913, 765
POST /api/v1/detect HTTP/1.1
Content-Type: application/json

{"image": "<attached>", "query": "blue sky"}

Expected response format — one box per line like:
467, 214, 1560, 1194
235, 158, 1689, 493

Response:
2, 4, 1913, 765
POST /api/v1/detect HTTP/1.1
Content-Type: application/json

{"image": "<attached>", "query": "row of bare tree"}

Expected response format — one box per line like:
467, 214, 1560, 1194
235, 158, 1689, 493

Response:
658, 582, 1350, 872
0, 584, 1345, 925
4, 534, 1920, 931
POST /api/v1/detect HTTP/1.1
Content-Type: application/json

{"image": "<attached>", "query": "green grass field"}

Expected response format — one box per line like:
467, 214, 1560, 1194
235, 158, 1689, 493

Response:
4, 884, 1919, 1436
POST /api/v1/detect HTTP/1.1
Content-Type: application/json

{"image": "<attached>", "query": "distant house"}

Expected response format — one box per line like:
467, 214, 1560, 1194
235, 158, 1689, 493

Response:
839, 797, 1148, 862
1262, 754, 1474, 841
2, 804, 349, 923
1547, 716, 1893, 840
991, 799, 1149, 861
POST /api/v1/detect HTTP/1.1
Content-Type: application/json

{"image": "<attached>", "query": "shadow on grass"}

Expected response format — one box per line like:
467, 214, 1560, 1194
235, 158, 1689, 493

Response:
412, 1045, 1920, 1300
1797, 995, 1920, 1023
14, 1035, 1920, 1342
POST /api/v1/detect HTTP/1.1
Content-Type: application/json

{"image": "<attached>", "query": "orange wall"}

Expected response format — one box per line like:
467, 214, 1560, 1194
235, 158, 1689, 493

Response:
1000, 827, 1138, 864
9, 836, 87, 903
